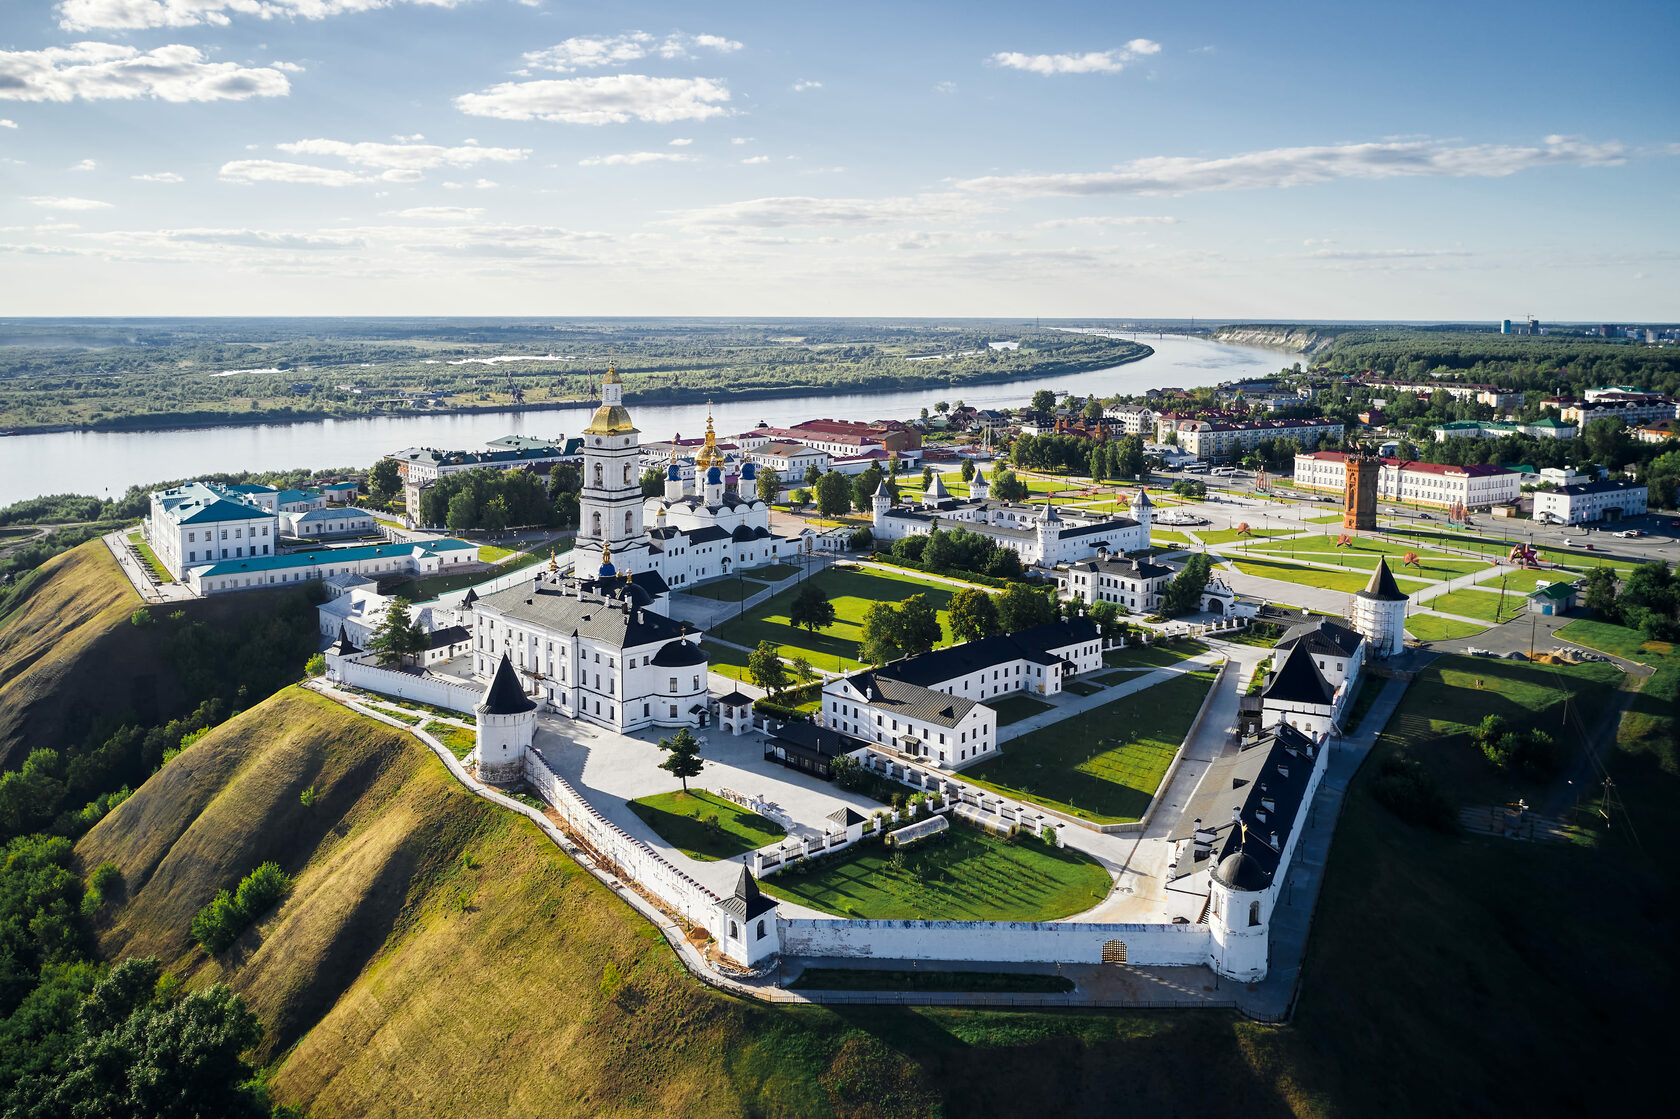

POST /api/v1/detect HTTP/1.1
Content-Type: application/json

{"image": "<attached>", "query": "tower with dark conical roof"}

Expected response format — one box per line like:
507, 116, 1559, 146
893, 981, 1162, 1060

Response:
474, 652, 537, 784
1350, 557, 1407, 657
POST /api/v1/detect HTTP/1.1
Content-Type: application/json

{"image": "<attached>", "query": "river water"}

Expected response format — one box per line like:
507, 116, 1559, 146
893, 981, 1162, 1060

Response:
0, 335, 1284, 507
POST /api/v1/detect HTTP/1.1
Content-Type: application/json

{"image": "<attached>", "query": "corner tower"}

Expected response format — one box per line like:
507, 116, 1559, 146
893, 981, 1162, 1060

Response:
474, 652, 537, 785
1350, 557, 1407, 657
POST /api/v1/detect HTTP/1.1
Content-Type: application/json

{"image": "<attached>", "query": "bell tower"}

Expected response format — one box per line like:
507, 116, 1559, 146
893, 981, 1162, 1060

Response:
579, 364, 644, 549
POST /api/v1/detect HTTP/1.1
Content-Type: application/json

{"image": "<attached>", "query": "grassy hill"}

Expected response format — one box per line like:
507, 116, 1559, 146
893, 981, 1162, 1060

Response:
75, 686, 1301, 1119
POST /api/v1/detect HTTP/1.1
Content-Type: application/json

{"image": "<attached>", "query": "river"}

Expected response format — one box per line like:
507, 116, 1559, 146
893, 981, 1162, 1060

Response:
0, 335, 1284, 507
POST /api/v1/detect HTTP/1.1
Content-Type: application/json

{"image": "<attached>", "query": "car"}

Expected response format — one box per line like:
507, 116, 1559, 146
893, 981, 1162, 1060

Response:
1416, 512, 1432, 520
1618, 529, 1644, 538
1671, 519, 1680, 528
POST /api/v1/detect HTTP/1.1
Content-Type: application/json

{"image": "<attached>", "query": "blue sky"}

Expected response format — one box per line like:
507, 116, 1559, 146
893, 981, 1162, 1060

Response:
1, 0, 1676, 318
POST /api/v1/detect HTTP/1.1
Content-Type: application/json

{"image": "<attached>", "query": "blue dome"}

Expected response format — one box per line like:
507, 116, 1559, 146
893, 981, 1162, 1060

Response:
666, 463, 682, 481
740, 461, 757, 481
598, 560, 617, 578
706, 465, 723, 485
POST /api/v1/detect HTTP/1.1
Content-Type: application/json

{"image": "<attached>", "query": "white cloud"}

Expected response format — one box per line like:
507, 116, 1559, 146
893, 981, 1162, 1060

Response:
1305, 247, 1470, 261
392, 132, 425, 142
28, 195, 113, 210
56, 0, 476, 32
456, 75, 731, 125
473, 178, 497, 188
132, 171, 184, 182
1036, 215, 1179, 228
579, 151, 695, 166
523, 31, 742, 73
0, 119, 16, 128
276, 138, 529, 170
219, 159, 374, 187
730, 136, 752, 145
666, 193, 989, 229
668, 137, 692, 146
955, 135, 1632, 197
933, 81, 957, 94
991, 41, 1160, 75
133, 227, 366, 250
791, 79, 822, 91
71, 158, 98, 171
386, 206, 484, 220
740, 155, 770, 164
0, 42, 293, 102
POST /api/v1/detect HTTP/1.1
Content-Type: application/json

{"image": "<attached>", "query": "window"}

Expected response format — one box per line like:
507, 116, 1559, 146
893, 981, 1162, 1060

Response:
1249, 900, 1261, 927
693, 675, 700, 691
729, 921, 738, 939
669, 677, 678, 692
756, 920, 766, 939
670, 704, 678, 718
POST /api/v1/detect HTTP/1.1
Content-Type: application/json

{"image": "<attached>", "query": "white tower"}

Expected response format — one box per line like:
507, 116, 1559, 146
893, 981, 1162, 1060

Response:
1129, 487, 1153, 541
970, 466, 989, 500
663, 447, 685, 502
474, 653, 537, 785
578, 364, 643, 550
871, 476, 892, 530
1207, 834, 1271, 982
1035, 502, 1061, 564
1350, 558, 1408, 657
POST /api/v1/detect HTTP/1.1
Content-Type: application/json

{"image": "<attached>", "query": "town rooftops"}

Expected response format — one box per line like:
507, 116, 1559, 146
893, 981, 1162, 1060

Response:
1210, 721, 1319, 892
1298, 451, 1516, 478
274, 489, 318, 505
287, 506, 374, 522
425, 624, 472, 650
770, 719, 868, 761
321, 481, 360, 492
155, 481, 273, 524
390, 444, 567, 468
1065, 554, 1174, 581
1529, 580, 1578, 601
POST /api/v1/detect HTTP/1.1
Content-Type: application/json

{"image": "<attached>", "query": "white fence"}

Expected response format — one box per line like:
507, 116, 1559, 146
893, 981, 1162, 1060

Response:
521, 749, 724, 930
779, 918, 1213, 966
333, 655, 481, 713
858, 751, 1058, 839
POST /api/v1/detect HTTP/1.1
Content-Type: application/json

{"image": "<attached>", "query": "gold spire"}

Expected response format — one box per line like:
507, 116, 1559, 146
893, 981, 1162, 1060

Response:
546, 547, 558, 574
695, 401, 723, 470
603, 361, 620, 384
600, 539, 612, 566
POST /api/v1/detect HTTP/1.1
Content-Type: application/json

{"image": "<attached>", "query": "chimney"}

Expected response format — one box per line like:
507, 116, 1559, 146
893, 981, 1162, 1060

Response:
1269, 832, 1280, 851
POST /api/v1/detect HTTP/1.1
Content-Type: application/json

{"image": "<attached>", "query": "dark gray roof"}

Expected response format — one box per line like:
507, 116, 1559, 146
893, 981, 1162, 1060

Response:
1356, 558, 1407, 602
845, 674, 980, 728
827, 806, 868, 828
573, 568, 670, 605
684, 525, 731, 545
1058, 518, 1140, 539
1261, 643, 1335, 707
477, 576, 691, 650
478, 653, 536, 715
770, 719, 868, 759
1555, 479, 1646, 496
869, 617, 1102, 690
651, 639, 707, 667
1068, 555, 1173, 580
1276, 618, 1363, 659
425, 625, 471, 649
327, 624, 358, 656
716, 689, 754, 707
719, 866, 776, 921
1211, 722, 1319, 892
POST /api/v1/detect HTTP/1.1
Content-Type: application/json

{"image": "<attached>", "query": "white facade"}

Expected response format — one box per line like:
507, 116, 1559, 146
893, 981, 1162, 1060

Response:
280, 506, 378, 539
188, 538, 480, 596
1055, 552, 1173, 612
145, 481, 279, 580
1532, 480, 1648, 525
872, 486, 1149, 568
1173, 417, 1344, 462
1293, 452, 1521, 509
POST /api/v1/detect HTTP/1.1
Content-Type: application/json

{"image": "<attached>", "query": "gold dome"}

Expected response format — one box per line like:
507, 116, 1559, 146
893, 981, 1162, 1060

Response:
583, 404, 638, 435
694, 402, 723, 469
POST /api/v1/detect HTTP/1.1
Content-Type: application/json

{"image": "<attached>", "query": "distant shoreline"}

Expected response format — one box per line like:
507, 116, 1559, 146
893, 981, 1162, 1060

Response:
2, 344, 1153, 439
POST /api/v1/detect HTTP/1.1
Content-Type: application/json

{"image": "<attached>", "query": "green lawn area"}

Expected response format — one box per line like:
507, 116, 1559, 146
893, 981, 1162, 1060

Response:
392, 546, 549, 601
1062, 680, 1102, 697
1193, 526, 1292, 546
422, 720, 476, 760
992, 694, 1054, 726
1092, 668, 1148, 686
700, 639, 752, 682
1387, 527, 1631, 577
1341, 677, 1385, 736
1556, 618, 1679, 774
1482, 567, 1581, 594
1102, 640, 1208, 669
1305, 513, 1345, 524
966, 668, 1218, 824
125, 531, 175, 583
475, 542, 517, 563
1404, 614, 1490, 643
788, 968, 1073, 993
711, 565, 961, 670
627, 789, 787, 862
1427, 588, 1527, 623
752, 562, 806, 582
680, 578, 768, 602
756, 824, 1110, 920
1244, 544, 1486, 580
1150, 530, 1190, 545
1233, 557, 1430, 596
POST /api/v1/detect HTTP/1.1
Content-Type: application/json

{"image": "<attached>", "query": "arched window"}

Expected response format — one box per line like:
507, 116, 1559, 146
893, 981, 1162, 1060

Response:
756, 920, 766, 939
592, 462, 603, 487
729, 920, 739, 939
623, 463, 633, 485
590, 511, 601, 537
1248, 900, 1261, 927
625, 511, 634, 535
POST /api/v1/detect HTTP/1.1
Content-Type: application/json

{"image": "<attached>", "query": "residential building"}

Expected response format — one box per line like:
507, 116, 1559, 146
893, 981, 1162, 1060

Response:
280, 506, 378, 539
872, 475, 1150, 567
1104, 404, 1156, 435
1292, 451, 1522, 509
145, 481, 279, 580
1543, 391, 1678, 428
1532, 479, 1648, 525
274, 489, 327, 514
1636, 420, 1678, 444
745, 441, 831, 479
1171, 417, 1344, 462
1359, 377, 1524, 409
321, 481, 361, 504
1052, 552, 1174, 612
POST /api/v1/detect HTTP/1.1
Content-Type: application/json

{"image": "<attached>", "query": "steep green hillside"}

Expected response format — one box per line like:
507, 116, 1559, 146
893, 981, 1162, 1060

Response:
76, 687, 1298, 1119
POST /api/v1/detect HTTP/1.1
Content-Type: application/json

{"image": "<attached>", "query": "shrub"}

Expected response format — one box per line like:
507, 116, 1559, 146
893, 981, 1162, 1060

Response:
191, 890, 245, 955
752, 698, 810, 723
129, 607, 154, 629
304, 653, 327, 678
1041, 826, 1058, 847
233, 861, 291, 921
192, 861, 293, 954
299, 785, 318, 808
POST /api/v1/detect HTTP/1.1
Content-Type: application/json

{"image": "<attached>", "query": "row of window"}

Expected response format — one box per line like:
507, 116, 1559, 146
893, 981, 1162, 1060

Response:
187, 545, 271, 562
185, 525, 269, 543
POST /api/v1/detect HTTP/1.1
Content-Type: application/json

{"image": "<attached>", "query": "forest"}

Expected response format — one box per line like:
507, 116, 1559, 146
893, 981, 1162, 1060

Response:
0, 318, 1148, 434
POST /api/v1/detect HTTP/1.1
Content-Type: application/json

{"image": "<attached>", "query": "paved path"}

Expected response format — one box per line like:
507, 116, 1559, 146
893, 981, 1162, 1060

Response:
998, 646, 1226, 742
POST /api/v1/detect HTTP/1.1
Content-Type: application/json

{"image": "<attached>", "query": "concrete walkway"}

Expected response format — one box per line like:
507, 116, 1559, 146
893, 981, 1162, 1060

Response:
998, 646, 1226, 742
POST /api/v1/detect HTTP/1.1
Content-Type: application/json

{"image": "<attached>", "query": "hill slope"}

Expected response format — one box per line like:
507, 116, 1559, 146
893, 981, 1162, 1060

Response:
77, 687, 1298, 1119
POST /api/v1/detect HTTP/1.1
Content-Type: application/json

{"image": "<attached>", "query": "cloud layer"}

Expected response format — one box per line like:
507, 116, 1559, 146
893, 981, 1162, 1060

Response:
523, 32, 742, 73
276, 138, 529, 169
955, 135, 1628, 196
455, 75, 731, 124
992, 40, 1160, 75
0, 42, 294, 102
56, 0, 473, 32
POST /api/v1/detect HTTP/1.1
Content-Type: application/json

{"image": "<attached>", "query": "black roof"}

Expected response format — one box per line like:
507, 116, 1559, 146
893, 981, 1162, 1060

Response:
1355, 558, 1407, 602
719, 866, 776, 920
327, 624, 359, 656
684, 525, 732, 545
842, 674, 980, 728
574, 568, 670, 602
827, 806, 869, 828
462, 588, 479, 606
1276, 618, 1362, 659
1261, 643, 1335, 707
478, 653, 536, 715
425, 624, 471, 650
1211, 722, 1319, 892
869, 617, 1102, 690
478, 577, 691, 650
770, 719, 868, 759
651, 639, 707, 667
716, 689, 754, 707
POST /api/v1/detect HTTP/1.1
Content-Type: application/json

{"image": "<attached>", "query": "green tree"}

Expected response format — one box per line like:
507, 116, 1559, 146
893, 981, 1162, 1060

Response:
368, 598, 427, 666
851, 464, 887, 510
814, 471, 852, 517
1083, 399, 1104, 423
947, 586, 1000, 644
657, 728, 704, 793
848, 526, 874, 552
991, 469, 1029, 502
747, 640, 789, 697
0, 749, 65, 839
997, 582, 1056, 632
803, 462, 823, 487
788, 583, 838, 634
445, 490, 477, 533
897, 594, 943, 656
960, 458, 976, 483
859, 602, 906, 664
370, 457, 401, 498
1161, 554, 1214, 617
921, 466, 934, 488
1583, 566, 1619, 618
935, 401, 950, 414
639, 466, 665, 498
1031, 389, 1056, 416
756, 466, 782, 505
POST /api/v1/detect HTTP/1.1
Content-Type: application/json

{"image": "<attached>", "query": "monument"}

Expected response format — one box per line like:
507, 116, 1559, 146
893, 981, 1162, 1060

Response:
1343, 452, 1380, 531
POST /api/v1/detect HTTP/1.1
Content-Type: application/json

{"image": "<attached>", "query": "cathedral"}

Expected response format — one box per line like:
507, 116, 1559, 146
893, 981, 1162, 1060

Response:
572, 367, 790, 591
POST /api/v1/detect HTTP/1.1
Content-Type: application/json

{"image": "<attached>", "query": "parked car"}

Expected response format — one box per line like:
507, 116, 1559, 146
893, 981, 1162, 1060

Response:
1618, 529, 1643, 538
1417, 512, 1432, 520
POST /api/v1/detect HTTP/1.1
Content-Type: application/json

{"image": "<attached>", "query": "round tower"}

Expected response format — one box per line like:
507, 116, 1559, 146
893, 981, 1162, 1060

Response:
871, 475, 892, 530
970, 466, 989, 500
1350, 556, 1408, 657
663, 447, 684, 501
1207, 838, 1271, 982
1129, 487, 1154, 542
1035, 502, 1061, 565
474, 652, 537, 785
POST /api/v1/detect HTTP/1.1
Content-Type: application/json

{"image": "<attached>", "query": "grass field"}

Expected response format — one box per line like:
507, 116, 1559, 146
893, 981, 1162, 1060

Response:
475, 543, 517, 563
1305, 513, 1345, 524
1233, 557, 1431, 596
1243, 545, 1486, 580
1478, 567, 1579, 593
627, 789, 788, 861
1426, 587, 1527, 623
699, 639, 752, 681
992, 694, 1054, 726
711, 565, 960, 670
126, 531, 175, 583
1194, 526, 1292, 546
966, 669, 1218, 824
1403, 614, 1490, 642
1387, 526, 1631, 577
1150, 530, 1191, 546
421, 720, 476, 760
680, 578, 768, 603
789, 968, 1074, 993
753, 562, 805, 581
394, 545, 548, 601
756, 825, 1110, 920
1102, 640, 1208, 669
1341, 676, 1385, 736
1556, 617, 1679, 774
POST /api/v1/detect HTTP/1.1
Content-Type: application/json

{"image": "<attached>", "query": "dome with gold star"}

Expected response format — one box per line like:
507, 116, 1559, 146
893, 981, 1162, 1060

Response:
583, 363, 638, 435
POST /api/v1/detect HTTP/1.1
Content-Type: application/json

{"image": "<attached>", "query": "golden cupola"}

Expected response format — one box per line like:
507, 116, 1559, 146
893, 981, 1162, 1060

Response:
694, 402, 724, 470
583, 362, 638, 435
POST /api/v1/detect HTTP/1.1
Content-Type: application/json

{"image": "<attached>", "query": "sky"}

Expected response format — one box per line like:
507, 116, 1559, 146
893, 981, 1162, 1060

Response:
1, 0, 1676, 320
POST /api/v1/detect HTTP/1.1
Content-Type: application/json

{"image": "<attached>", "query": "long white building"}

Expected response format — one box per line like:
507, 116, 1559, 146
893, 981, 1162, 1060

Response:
1533, 479, 1648, 525
145, 481, 279, 580
1293, 451, 1521, 509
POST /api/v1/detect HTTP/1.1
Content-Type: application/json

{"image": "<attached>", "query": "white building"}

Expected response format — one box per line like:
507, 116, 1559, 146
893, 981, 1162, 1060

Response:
280, 506, 378, 539
1532, 479, 1648, 525
1261, 624, 1362, 739
821, 618, 1105, 770
1104, 404, 1156, 435
1053, 551, 1175, 612
189, 537, 481, 596
1171, 416, 1344, 463
1348, 560, 1408, 658
387, 438, 569, 524
470, 564, 711, 733
872, 475, 1150, 567
1545, 391, 1678, 428
1293, 451, 1521, 509
145, 481, 279, 580
746, 441, 830, 480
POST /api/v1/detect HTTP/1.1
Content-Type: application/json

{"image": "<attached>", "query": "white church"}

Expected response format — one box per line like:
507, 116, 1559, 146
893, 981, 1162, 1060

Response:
571, 367, 792, 591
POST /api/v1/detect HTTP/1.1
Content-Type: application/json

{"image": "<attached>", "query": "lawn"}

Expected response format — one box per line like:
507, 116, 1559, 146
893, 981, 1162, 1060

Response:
1305, 513, 1345, 524
475, 543, 517, 563
753, 562, 806, 581
1092, 668, 1148, 687
700, 639, 752, 682
964, 668, 1218, 824
1062, 680, 1103, 697
1194, 526, 1292, 546
1556, 618, 1679, 774
756, 824, 1111, 920
1403, 614, 1490, 643
125, 531, 174, 583
1102, 640, 1208, 668
1341, 677, 1385, 736
711, 565, 961, 670
393, 546, 548, 601
788, 968, 1074, 993
1244, 545, 1486, 581
1150, 530, 1191, 546
1478, 567, 1580, 594
1426, 588, 1527, 623
627, 789, 788, 862
1233, 557, 1431, 596
422, 720, 476, 760
680, 578, 768, 602
1388, 527, 1631, 577
991, 694, 1054, 726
